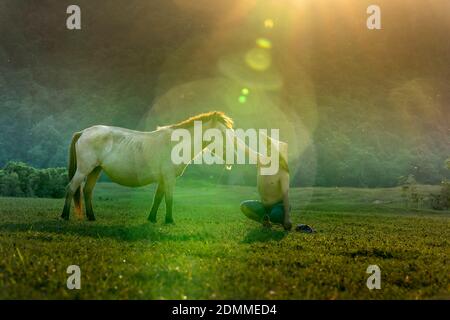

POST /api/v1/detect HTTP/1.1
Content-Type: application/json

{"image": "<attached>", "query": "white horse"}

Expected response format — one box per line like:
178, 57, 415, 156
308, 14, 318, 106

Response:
61, 111, 234, 223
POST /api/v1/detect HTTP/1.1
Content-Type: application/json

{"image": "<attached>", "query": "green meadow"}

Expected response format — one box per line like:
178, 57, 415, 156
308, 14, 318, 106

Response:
0, 180, 449, 300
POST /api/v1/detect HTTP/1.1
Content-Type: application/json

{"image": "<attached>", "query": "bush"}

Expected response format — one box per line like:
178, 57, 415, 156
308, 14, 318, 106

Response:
431, 159, 450, 210
398, 174, 421, 208
430, 180, 450, 211
0, 171, 23, 196
0, 162, 68, 198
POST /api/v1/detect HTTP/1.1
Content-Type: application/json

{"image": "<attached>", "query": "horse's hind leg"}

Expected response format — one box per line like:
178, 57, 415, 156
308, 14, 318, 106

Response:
73, 187, 83, 219
61, 171, 86, 220
61, 191, 72, 220
163, 178, 175, 224
148, 182, 164, 223
84, 166, 102, 221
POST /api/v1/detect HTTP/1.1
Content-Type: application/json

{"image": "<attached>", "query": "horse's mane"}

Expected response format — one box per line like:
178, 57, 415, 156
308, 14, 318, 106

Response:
166, 111, 234, 130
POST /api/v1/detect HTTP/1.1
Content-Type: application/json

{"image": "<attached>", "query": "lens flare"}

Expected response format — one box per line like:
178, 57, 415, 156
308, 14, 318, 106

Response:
264, 18, 274, 29
245, 48, 271, 71
256, 38, 272, 49
218, 53, 282, 90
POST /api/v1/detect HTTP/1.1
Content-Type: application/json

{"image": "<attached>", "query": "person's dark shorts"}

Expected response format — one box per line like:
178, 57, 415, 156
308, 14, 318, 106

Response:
240, 200, 285, 224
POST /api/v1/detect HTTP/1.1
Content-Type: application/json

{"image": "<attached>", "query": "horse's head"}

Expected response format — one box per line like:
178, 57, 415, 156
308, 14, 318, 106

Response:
168, 111, 234, 167
198, 111, 234, 167
170, 111, 233, 132
202, 111, 234, 132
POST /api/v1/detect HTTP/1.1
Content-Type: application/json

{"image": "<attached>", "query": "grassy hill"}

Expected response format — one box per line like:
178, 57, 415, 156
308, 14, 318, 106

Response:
0, 180, 448, 299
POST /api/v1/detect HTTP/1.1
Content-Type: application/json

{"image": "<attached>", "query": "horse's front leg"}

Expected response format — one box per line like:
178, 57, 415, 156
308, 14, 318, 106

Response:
163, 178, 175, 224
148, 182, 164, 223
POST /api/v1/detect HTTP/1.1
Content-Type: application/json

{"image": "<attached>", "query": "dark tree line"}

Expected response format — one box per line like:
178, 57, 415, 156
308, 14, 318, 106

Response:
0, 162, 67, 198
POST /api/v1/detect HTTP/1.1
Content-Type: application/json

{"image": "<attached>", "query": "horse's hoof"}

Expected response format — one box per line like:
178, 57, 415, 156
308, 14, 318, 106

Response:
60, 215, 69, 221
165, 219, 175, 225
87, 216, 96, 222
148, 217, 157, 223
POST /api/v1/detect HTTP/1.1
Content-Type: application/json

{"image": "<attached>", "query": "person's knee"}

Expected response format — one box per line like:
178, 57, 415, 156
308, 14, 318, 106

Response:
240, 201, 251, 214
241, 200, 266, 223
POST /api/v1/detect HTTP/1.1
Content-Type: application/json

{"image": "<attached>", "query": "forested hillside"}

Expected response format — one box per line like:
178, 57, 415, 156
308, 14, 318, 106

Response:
0, 0, 449, 187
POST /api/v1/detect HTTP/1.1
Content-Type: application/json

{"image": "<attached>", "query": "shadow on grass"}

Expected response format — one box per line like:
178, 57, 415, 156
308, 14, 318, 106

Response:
0, 220, 213, 243
242, 227, 287, 243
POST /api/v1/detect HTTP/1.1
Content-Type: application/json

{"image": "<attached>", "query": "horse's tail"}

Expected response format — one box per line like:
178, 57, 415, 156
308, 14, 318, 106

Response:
69, 132, 83, 218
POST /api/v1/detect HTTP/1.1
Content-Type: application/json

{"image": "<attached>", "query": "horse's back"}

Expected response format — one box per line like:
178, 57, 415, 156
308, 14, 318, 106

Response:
79, 125, 154, 151
82, 125, 147, 139
76, 125, 171, 187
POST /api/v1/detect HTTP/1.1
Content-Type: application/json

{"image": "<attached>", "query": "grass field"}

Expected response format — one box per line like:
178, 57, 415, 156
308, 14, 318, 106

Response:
0, 180, 449, 299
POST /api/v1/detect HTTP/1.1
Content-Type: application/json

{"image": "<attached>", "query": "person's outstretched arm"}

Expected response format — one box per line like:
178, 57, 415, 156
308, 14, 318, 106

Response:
281, 171, 292, 230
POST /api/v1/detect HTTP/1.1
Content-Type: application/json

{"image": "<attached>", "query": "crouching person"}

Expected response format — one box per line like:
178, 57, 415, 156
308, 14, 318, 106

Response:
240, 139, 292, 231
